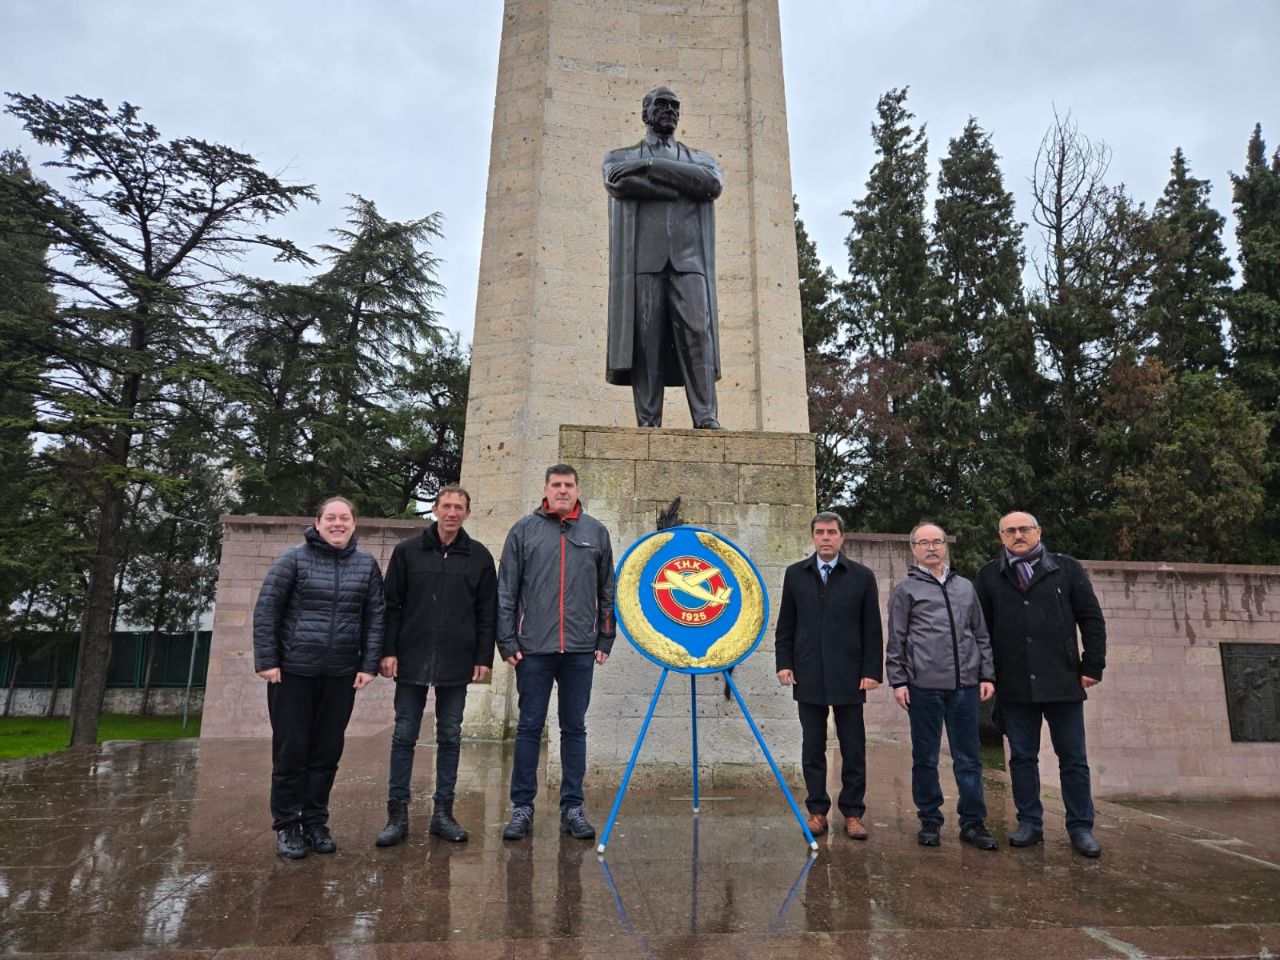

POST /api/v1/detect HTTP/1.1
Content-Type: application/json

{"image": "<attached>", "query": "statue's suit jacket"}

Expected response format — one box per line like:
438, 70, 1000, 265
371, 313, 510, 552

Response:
602, 138, 722, 388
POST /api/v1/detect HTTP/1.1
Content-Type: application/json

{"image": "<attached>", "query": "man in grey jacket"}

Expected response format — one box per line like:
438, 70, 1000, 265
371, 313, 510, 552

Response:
886, 522, 998, 850
497, 464, 616, 841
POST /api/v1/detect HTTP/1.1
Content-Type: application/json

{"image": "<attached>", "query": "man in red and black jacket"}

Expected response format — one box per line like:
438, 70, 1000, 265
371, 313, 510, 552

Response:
497, 464, 616, 841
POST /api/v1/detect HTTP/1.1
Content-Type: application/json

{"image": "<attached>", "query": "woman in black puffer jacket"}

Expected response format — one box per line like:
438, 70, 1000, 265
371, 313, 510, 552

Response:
252, 496, 385, 859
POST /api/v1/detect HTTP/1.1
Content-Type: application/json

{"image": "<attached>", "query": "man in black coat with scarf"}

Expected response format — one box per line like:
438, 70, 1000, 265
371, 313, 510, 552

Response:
374, 485, 497, 846
975, 511, 1107, 858
776, 512, 883, 840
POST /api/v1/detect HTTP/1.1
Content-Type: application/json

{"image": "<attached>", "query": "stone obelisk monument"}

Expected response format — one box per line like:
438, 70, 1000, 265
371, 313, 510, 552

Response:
461, 0, 814, 784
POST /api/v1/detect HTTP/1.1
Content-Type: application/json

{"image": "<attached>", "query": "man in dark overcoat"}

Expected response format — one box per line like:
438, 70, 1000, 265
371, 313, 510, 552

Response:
975, 511, 1107, 858
775, 511, 883, 840
602, 86, 723, 429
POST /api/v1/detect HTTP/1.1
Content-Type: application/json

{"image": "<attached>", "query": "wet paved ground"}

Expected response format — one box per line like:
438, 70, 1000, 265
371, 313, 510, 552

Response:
1, 731, 1277, 959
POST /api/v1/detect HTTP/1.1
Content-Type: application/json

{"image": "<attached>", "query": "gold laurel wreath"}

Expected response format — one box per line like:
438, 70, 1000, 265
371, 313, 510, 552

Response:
617, 530, 765, 670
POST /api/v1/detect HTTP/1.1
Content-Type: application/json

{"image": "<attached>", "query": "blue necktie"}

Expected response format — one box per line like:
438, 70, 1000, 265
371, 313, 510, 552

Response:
821, 563, 832, 584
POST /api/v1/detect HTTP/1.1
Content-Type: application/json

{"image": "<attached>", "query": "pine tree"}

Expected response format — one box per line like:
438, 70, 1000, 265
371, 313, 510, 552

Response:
1227, 124, 1280, 560
842, 87, 930, 359
838, 88, 933, 530
224, 198, 460, 517
1095, 357, 1269, 562
1, 94, 315, 745
1228, 125, 1280, 413
1145, 148, 1231, 372
795, 199, 840, 358
925, 119, 1039, 571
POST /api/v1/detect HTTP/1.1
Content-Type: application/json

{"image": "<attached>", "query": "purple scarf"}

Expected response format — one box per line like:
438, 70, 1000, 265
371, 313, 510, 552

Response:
1005, 543, 1044, 590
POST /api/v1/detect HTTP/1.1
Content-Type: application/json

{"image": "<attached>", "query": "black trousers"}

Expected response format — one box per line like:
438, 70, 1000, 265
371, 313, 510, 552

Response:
632, 270, 718, 427
798, 701, 867, 818
267, 672, 357, 831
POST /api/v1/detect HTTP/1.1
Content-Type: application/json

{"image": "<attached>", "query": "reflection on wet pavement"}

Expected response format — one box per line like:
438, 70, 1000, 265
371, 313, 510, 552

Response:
0, 734, 1276, 958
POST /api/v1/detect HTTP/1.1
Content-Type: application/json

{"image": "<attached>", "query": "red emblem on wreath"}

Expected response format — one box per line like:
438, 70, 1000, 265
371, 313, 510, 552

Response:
652, 556, 732, 627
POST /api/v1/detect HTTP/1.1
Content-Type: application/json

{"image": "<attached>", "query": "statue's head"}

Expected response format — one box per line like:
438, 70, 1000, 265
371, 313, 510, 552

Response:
641, 87, 680, 137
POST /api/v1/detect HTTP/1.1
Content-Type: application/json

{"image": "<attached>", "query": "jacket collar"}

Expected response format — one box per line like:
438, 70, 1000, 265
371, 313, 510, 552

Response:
422, 522, 471, 553
808, 552, 844, 574
304, 525, 357, 557
909, 564, 951, 584
999, 547, 1059, 587
536, 499, 582, 523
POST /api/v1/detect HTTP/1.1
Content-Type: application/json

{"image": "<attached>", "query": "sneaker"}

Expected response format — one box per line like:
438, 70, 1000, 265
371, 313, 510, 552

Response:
503, 804, 534, 840
560, 805, 596, 840
304, 824, 336, 854
276, 824, 307, 860
917, 823, 941, 846
959, 822, 999, 851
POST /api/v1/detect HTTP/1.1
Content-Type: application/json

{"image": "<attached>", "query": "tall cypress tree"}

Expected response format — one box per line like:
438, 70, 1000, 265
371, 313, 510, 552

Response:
926, 119, 1039, 570
1228, 124, 1280, 560
1229, 125, 1280, 413
839, 88, 933, 530
1145, 148, 1231, 372
842, 87, 930, 359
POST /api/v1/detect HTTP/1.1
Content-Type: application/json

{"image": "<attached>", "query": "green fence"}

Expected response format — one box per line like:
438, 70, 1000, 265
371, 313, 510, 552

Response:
0, 630, 211, 689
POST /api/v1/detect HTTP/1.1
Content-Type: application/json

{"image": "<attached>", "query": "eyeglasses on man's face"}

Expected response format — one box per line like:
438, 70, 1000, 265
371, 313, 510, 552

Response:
1000, 525, 1038, 536
911, 539, 945, 549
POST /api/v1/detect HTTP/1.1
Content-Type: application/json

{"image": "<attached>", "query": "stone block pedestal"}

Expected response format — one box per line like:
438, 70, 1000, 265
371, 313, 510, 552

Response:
543, 424, 816, 788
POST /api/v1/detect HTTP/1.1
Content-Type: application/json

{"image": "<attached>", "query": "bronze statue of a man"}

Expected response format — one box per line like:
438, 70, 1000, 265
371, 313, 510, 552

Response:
603, 87, 723, 429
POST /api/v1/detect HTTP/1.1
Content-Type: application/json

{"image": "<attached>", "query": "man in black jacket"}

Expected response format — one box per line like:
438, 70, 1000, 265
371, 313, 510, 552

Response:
374, 486, 497, 846
975, 511, 1107, 858
776, 512, 883, 840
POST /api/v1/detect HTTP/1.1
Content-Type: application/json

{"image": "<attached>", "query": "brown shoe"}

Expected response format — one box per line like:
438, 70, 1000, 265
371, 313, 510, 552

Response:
806, 813, 828, 837
845, 816, 868, 840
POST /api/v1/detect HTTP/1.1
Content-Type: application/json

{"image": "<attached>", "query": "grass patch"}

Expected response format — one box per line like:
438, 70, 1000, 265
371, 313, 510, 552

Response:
0, 713, 201, 761
980, 742, 1006, 771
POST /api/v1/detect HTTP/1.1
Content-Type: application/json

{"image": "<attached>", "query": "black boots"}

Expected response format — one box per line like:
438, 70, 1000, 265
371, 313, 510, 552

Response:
276, 824, 306, 859
429, 800, 469, 843
377, 799, 469, 845
375, 799, 409, 847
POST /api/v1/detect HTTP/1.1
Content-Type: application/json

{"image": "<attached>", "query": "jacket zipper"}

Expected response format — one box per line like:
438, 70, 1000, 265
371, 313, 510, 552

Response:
329, 552, 341, 666
939, 576, 961, 690
559, 525, 566, 653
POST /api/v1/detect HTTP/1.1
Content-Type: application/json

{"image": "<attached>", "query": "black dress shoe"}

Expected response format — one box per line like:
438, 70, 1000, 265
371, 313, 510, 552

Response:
1008, 823, 1044, 847
916, 824, 941, 846
1070, 830, 1102, 858
959, 822, 999, 851
694, 419, 721, 430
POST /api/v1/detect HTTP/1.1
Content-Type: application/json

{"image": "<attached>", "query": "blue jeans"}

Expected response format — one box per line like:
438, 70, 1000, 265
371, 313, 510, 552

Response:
1001, 699, 1095, 834
908, 685, 986, 828
510, 652, 595, 811
387, 682, 468, 805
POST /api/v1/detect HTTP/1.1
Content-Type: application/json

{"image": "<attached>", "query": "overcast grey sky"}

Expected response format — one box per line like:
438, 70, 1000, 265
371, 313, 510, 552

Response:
4, 1, 1278, 343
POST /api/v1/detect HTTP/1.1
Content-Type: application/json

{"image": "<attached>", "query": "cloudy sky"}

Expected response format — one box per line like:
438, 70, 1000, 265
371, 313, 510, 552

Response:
3, 1, 1277, 342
